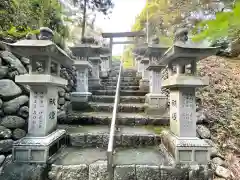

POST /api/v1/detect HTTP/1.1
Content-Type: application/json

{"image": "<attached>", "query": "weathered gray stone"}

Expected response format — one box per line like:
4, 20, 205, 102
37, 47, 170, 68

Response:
1, 116, 25, 129
212, 157, 224, 166
196, 110, 207, 124
20, 57, 30, 65
197, 125, 211, 139
189, 165, 213, 180
136, 165, 160, 180
89, 160, 108, 180
0, 155, 5, 166
215, 166, 231, 179
17, 106, 29, 118
102, 134, 109, 147
0, 51, 27, 74
7, 70, 19, 80
58, 97, 65, 105
70, 133, 85, 147
18, 84, 30, 94
0, 98, 2, 109
12, 128, 26, 140
64, 93, 70, 101
114, 165, 136, 180
0, 161, 47, 180
204, 139, 218, 157
0, 139, 13, 153
0, 125, 12, 139
85, 134, 103, 147
58, 88, 66, 97
3, 95, 29, 114
0, 80, 22, 100
57, 110, 67, 123
0, 109, 4, 117
0, 66, 8, 79
160, 166, 190, 179
48, 164, 88, 180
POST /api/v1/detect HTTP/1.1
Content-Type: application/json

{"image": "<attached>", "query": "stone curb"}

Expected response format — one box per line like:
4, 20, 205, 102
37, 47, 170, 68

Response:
48, 163, 212, 180
65, 113, 169, 126
91, 95, 145, 103
68, 133, 161, 148
91, 90, 148, 96
88, 103, 145, 113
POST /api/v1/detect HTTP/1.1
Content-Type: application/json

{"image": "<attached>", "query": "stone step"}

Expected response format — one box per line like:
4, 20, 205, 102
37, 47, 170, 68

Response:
104, 86, 139, 90
101, 79, 139, 85
102, 77, 140, 82
58, 125, 161, 148
91, 95, 145, 103
92, 86, 139, 91
62, 112, 169, 126
91, 90, 148, 96
105, 81, 139, 86
49, 147, 173, 180
88, 102, 145, 113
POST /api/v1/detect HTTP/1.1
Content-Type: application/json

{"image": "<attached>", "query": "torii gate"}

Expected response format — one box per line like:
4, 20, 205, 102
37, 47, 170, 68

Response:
102, 31, 145, 69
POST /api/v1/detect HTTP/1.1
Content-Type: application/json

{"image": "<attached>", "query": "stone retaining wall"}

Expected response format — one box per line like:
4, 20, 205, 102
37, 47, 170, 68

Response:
0, 46, 76, 166
48, 162, 211, 180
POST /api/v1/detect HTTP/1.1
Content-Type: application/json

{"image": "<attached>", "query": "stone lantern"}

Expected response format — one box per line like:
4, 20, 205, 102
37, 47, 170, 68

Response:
133, 44, 148, 79
160, 30, 219, 165
3, 27, 73, 163
145, 44, 169, 115
70, 45, 93, 110
100, 46, 111, 78
88, 45, 102, 88
139, 57, 150, 91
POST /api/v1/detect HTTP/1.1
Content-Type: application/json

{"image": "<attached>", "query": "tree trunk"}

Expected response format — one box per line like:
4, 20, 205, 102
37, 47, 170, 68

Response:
81, 0, 87, 40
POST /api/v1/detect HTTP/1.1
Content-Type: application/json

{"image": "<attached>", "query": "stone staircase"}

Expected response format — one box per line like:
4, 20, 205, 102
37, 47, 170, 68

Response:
48, 60, 172, 180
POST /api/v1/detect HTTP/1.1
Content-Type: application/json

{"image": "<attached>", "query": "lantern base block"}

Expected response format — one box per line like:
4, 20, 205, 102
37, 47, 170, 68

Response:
12, 129, 66, 163
145, 93, 168, 115
139, 79, 149, 91
89, 78, 101, 88
161, 130, 211, 165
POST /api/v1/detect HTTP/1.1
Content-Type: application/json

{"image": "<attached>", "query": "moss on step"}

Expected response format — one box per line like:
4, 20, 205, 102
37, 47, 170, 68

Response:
144, 125, 169, 134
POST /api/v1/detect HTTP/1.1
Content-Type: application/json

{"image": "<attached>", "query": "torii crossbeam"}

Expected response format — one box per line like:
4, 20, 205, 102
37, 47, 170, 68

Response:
102, 31, 145, 69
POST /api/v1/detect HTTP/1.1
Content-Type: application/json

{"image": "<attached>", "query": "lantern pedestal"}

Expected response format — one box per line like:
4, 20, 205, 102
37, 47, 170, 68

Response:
139, 58, 150, 91
71, 60, 92, 110
89, 57, 102, 88
145, 65, 168, 116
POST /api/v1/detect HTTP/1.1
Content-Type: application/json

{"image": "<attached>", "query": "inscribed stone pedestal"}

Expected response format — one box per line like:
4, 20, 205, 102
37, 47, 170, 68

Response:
28, 86, 58, 137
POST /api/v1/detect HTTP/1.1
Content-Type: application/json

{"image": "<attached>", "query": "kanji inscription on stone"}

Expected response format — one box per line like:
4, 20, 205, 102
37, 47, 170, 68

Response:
183, 93, 194, 108
171, 100, 177, 107
30, 91, 46, 132
171, 113, 177, 121
182, 112, 193, 129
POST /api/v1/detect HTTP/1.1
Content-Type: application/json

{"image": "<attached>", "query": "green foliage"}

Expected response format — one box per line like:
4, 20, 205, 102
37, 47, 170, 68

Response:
192, 2, 240, 42
0, 0, 69, 44
73, 0, 114, 15
0, 26, 40, 40
122, 45, 134, 68
112, 56, 121, 61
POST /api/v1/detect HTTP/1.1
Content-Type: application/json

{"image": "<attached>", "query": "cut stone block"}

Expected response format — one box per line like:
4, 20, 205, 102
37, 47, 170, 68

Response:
12, 129, 66, 163
89, 160, 108, 180
139, 79, 149, 91
48, 164, 88, 180
89, 77, 101, 88
161, 131, 211, 165
136, 165, 160, 180
114, 165, 136, 180
145, 93, 168, 116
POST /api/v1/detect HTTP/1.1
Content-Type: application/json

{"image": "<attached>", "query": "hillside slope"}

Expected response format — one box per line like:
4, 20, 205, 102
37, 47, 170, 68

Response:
198, 56, 240, 179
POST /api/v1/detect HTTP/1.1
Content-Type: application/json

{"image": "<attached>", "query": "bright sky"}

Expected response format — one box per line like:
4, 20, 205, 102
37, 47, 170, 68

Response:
95, 0, 146, 55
